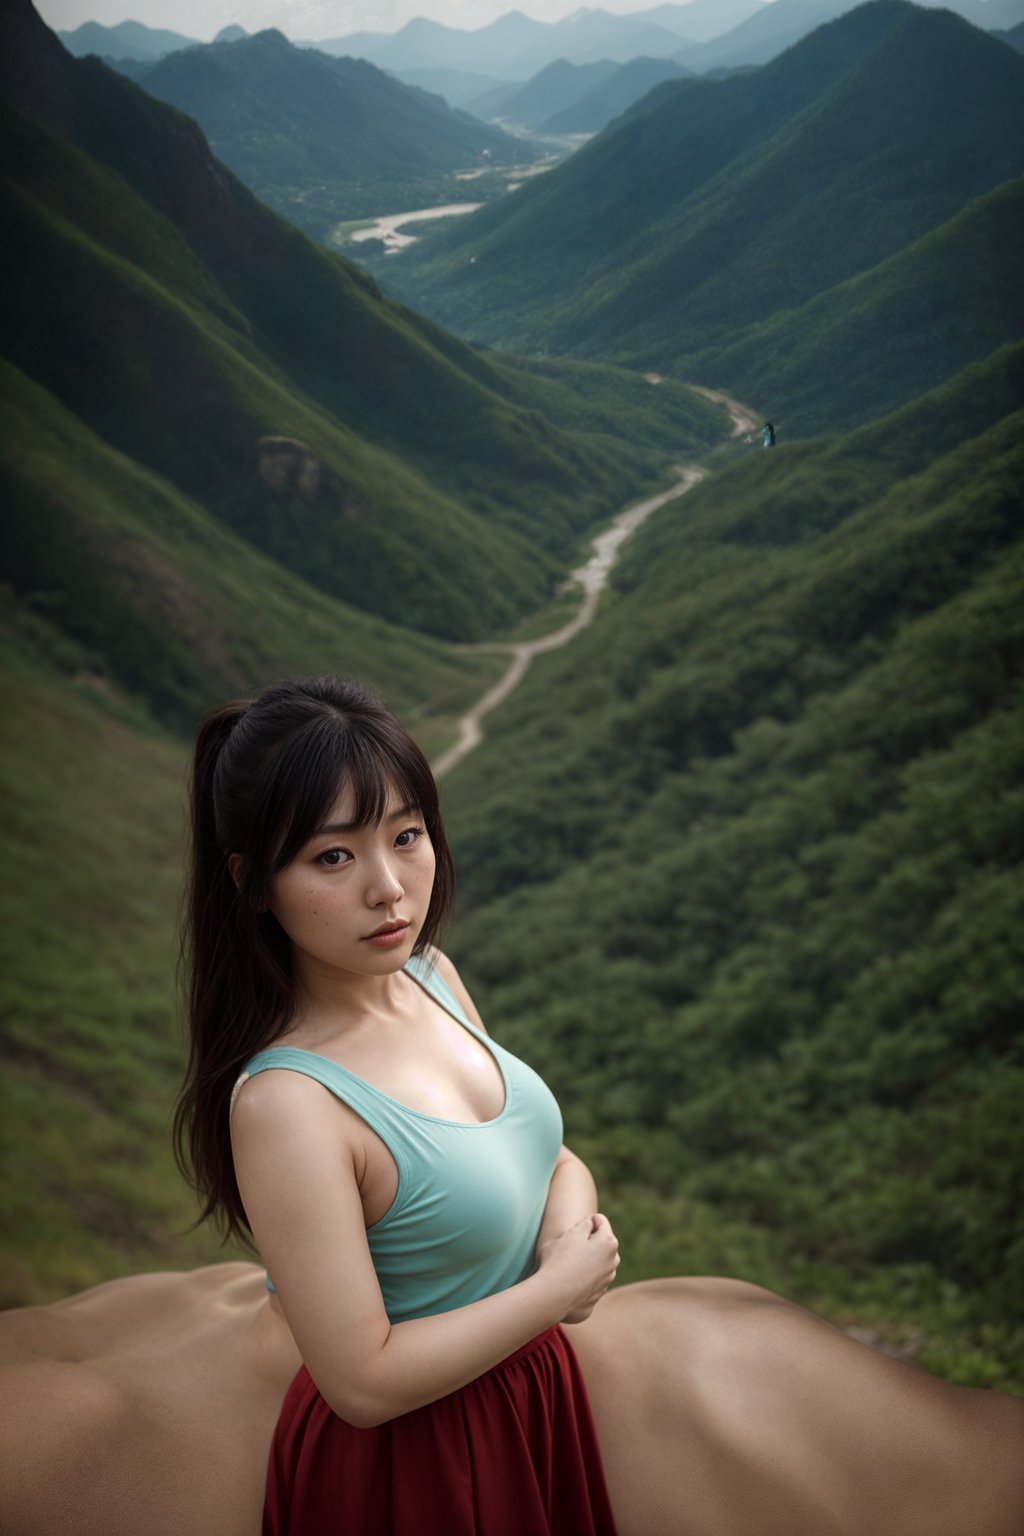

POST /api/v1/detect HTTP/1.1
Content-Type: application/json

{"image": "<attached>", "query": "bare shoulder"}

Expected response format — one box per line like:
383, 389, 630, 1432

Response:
430, 949, 489, 1034
230, 1062, 327, 1131
230, 1066, 364, 1168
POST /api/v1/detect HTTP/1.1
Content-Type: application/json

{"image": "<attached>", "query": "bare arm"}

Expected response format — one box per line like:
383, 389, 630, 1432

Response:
231, 1072, 618, 1429
535, 1146, 599, 1255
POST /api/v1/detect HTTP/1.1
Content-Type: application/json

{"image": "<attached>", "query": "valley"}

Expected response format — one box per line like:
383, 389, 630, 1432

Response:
5, 0, 1024, 1390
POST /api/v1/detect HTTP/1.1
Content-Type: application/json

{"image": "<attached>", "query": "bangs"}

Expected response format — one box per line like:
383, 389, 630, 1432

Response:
265, 712, 437, 875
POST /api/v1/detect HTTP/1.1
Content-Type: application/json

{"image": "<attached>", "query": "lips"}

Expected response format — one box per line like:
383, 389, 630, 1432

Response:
363, 920, 410, 941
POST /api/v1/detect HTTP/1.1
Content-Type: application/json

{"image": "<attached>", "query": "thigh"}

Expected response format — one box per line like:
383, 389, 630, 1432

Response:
0, 1265, 299, 1536
567, 1277, 1024, 1536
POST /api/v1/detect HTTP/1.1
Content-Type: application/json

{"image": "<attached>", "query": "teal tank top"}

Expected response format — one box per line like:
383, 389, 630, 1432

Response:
239, 953, 563, 1324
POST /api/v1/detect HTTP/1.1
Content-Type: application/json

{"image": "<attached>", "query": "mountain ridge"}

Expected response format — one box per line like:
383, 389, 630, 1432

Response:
125, 27, 534, 236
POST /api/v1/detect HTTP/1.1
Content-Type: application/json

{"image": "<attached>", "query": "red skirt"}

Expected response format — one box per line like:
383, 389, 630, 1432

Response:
263, 1324, 618, 1536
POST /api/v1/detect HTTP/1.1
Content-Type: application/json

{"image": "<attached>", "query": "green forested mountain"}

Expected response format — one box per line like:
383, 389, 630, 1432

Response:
689, 175, 1024, 435
537, 56, 693, 135
0, 358, 504, 738
128, 29, 534, 237
674, 0, 1024, 70
0, 2, 727, 656
378, 2, 1024, 431
467, 58, 619, 127
443, 347, 1024, 1386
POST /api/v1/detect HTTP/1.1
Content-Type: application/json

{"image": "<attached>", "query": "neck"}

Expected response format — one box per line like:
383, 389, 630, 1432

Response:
285, 953, 415, 1040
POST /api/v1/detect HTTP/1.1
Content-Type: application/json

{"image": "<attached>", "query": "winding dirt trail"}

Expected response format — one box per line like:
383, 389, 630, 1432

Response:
691, 385, 761, 440
433, 466, 704, 778
432, 389, 757, 779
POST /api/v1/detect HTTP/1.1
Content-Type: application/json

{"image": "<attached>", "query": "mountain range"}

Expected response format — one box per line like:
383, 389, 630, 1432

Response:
57, 2, 1024, 83
316, 8, 701, 77
117, 28, 534, 235
290, 0, 1024, 77
57, 16, 198, 60
0, 0, 727, 722
312, 1, 1024, 76
378, 2, 1024, 435
467, 55, 693, 135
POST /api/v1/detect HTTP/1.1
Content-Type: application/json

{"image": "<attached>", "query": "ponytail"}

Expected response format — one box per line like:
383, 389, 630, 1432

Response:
173, 697, 293, 1243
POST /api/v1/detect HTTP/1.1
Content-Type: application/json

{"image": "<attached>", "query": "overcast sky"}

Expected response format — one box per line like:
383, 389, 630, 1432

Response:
36, 0, 700, 43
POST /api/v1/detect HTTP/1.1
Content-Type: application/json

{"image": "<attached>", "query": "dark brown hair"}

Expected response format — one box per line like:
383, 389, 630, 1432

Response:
173, 675, 456, 1243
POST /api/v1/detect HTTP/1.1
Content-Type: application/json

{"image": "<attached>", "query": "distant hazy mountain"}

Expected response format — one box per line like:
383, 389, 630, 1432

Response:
467, 58, 620, 127
317, 8, 696, 78
993, 19, 1024, 49
129, 29, 533, 233
637, 2, 768, 43
674, 0, 1024, 70
674, 0, 872, 70
538, 55, 692, 135
381, 1, 1024, 432
389, 66, 509, 110
213, 25, 248, 44
57, 17, 197, 61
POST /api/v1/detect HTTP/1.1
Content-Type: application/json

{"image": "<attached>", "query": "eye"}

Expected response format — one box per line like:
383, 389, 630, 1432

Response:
395, 826, 425, 849
316, 847, 352, 868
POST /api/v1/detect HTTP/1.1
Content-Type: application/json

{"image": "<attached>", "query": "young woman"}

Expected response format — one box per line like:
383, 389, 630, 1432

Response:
1, 673, 1022, 1536
181, 673, 620, 1532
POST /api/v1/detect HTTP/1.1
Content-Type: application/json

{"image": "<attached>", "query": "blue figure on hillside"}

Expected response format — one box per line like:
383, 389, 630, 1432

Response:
763, 421, 776, 448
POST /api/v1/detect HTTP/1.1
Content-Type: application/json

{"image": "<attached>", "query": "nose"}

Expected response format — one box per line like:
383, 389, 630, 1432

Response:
365, 851, 404, 908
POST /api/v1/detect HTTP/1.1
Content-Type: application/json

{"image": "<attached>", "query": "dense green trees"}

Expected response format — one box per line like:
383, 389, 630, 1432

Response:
444, 365, 1024, 1386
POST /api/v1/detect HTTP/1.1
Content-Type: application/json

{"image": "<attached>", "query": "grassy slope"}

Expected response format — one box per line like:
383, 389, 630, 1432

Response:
0, 360, 503, 739
685, 177, 1024, 435
440, 359, 1024, 1387
0, 635, 233, 1301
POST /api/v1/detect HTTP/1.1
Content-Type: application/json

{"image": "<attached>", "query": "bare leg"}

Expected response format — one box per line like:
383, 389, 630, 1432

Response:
0, 1264, 299, 1536
569, 1278, 1024, 1536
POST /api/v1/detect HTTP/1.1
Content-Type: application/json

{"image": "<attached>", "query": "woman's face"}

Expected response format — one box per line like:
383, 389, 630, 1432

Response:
266, 779, 436, 980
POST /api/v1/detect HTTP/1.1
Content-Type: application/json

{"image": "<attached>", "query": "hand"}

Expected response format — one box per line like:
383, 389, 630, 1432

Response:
536, 1213, 620, 1324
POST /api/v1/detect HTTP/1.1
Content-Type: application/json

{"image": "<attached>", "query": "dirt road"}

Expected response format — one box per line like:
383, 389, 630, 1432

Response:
690, 385, 761, 439
431, 388, 758, 779
432, 466, 704, 778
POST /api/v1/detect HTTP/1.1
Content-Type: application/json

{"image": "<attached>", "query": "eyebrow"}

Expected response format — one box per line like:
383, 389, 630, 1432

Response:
311, 801, 419, 838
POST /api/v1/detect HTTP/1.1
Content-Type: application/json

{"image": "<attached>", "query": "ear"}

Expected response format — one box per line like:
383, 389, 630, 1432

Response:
230, 851, 269, 914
